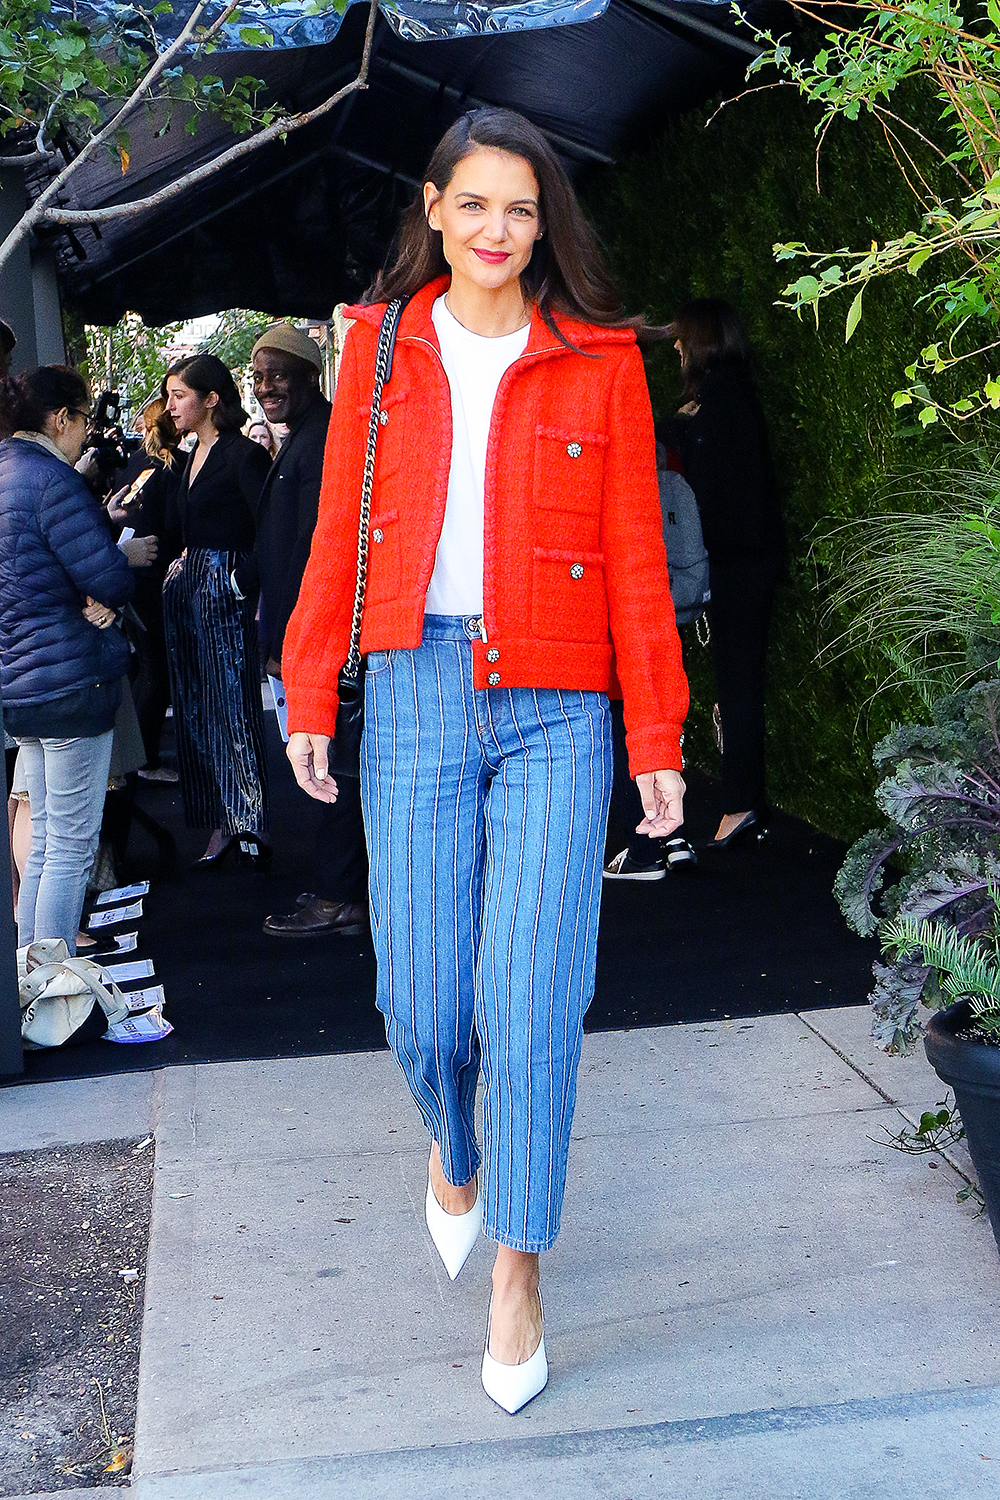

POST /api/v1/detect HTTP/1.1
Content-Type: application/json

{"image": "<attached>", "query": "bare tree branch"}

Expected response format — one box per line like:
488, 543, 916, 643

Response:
37, 0, 380, 230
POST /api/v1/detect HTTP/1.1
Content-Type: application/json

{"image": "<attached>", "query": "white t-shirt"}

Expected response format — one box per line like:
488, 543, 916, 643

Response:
425, 295, 530, 616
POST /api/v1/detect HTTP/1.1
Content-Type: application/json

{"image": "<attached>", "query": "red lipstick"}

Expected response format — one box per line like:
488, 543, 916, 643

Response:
473, 249, 510, 264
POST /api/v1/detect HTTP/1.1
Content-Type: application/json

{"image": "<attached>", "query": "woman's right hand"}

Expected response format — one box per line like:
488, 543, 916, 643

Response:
286, 732, 339, 803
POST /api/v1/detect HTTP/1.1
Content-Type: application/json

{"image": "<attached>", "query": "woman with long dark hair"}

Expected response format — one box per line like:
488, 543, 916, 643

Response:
162, 354, 272, 865
283, 108, 688, 1412
669, 299, 784, 847
0, 366, 133, 951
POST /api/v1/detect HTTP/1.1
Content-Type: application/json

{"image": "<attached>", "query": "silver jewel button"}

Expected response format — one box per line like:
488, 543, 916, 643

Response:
570, 563, 584, 579
487, 672, 501, 686
379, 410, 389, 425
566, 441, 582, 458
486, 648, 499, 662
372, 528, 383, 543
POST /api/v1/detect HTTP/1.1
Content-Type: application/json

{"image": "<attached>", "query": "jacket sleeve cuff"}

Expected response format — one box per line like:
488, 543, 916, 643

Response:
626, 721, 686, 778
285, 684, 340, 740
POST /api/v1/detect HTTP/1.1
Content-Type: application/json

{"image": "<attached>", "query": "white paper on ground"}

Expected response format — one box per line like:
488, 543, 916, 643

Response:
102, 959, 155, 983
267, 674, 289, 742
89, 930, 139, 956
122, 984, 165, 1012
104, 1004, 172, 1043
95, 881, 150, 906
87, 899, 143, 929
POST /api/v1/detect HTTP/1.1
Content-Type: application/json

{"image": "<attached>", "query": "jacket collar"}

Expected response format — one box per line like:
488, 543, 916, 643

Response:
12, 431, 71, 466
262, 393, 331, 487
345, 277, 637, 357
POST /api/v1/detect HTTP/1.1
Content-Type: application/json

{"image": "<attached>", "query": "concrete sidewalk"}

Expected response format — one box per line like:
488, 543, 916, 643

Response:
2, 1008, 998, 1499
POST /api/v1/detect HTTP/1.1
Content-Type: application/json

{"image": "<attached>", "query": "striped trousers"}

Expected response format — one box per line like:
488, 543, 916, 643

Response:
162, 548, 268, 834
361, 615, 612, 1252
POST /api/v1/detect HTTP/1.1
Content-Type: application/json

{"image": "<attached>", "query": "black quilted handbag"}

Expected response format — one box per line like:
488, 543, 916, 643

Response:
327, 297, 406, 779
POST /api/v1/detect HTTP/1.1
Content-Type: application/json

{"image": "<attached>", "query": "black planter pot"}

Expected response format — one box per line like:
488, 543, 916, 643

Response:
924, 1000, 1000, 1256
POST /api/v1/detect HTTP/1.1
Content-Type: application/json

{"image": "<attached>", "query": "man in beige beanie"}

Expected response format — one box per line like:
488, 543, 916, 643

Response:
245, 323, 368, 939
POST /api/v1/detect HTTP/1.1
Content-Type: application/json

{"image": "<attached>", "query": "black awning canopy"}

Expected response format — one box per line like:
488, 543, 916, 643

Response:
27, 0, 769, 324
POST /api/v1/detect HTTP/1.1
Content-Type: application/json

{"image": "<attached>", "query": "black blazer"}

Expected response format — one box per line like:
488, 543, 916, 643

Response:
236, 394, 332, 663
167, 429, 271, 556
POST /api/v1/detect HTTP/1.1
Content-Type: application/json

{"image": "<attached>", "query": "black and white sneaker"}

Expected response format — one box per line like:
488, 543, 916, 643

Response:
663, 836, 698, 873
603, 848, 666, 881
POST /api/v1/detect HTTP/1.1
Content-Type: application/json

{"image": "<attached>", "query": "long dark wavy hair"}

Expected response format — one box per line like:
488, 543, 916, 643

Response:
670, 299, 754, 404
162, 353, 247, 431
368, 108, 661, 349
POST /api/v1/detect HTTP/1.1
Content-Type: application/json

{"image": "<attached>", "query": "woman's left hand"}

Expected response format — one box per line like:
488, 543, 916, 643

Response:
635, 769, 685, 837
83, 596, 116, 629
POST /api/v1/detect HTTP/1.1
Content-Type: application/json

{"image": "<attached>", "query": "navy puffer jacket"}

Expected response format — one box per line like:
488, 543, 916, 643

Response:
0, 437, 133, 705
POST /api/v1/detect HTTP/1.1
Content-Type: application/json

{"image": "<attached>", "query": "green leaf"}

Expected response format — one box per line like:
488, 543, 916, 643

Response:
50, 34, 85, 60
906, 246, 934, 275
918, 406, 938, 427
845, 286, 864, 342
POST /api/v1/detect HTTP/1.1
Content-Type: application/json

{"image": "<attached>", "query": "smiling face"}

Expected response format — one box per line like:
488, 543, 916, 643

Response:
424, 146, 542, 302
251, 349, 318, 428
165, 375, 217, 436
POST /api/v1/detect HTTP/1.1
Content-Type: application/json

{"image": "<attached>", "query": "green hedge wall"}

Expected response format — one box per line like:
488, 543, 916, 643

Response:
582, 84, 964, 842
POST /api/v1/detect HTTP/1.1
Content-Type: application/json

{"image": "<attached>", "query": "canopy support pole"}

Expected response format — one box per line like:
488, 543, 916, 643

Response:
630, 0, 764, 57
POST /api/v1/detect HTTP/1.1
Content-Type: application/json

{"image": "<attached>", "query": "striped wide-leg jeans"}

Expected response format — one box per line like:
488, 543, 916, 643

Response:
361, 615, 613, 1253
162, 548, 268, 834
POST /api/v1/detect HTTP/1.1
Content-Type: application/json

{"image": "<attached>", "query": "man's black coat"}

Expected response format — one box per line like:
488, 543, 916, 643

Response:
237, 392, 332, 665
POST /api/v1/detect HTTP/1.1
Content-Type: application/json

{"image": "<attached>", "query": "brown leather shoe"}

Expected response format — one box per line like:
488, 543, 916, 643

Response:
263, 895, 367, 937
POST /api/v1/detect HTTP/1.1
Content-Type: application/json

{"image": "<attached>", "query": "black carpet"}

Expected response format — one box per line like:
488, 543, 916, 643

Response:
8, 713, 878, 1085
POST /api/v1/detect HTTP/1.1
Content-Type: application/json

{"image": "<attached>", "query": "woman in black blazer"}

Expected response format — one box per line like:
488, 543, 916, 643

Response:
670, 300, 785, 848
162, 354, 272, 865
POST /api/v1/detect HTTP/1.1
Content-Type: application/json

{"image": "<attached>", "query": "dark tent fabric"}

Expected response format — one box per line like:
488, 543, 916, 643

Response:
21, 0, 771, 324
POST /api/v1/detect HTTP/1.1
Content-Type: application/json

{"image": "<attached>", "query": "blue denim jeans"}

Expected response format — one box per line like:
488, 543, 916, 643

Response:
361, 615, 612, 1252
16, 731, 114, 955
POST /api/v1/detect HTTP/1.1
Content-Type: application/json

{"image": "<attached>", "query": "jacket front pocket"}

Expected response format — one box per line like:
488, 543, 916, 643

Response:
359, 387, 407, 482
532, 427, 607, 515
531, 548, 609, 643
367, 509, 400, 597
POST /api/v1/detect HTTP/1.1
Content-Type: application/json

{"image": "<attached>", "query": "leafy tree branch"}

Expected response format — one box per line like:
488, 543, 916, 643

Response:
742, 0, 1000, 425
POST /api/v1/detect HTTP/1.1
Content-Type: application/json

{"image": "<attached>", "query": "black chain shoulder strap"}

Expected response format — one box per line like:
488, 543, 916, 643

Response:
343, 296, 406, 680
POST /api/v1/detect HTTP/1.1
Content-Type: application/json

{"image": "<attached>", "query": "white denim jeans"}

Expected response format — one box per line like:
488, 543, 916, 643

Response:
16, 731, 114, 954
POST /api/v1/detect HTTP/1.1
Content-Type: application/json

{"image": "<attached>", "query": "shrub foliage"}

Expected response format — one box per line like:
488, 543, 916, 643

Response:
583, 79, 982, 839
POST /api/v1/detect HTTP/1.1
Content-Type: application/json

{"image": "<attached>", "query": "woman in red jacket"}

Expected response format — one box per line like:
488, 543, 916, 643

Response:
283, 108, 687, 1414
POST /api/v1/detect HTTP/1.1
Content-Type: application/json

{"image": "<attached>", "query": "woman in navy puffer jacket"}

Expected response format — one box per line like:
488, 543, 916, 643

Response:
0, 366, 133, 953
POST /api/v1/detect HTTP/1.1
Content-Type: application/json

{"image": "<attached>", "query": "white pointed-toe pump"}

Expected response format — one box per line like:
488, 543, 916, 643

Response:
424, 1171, 482, 1281
481, 1295, 548, 1415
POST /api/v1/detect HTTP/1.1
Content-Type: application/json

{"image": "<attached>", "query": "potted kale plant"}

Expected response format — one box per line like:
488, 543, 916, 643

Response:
836, 679, 1000, 1252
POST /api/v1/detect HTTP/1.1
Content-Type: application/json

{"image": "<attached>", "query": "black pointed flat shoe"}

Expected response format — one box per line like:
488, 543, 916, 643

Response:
191, 835, 237, 869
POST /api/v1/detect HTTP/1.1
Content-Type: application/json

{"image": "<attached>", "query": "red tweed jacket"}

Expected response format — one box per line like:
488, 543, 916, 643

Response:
283, 277, 689, 775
